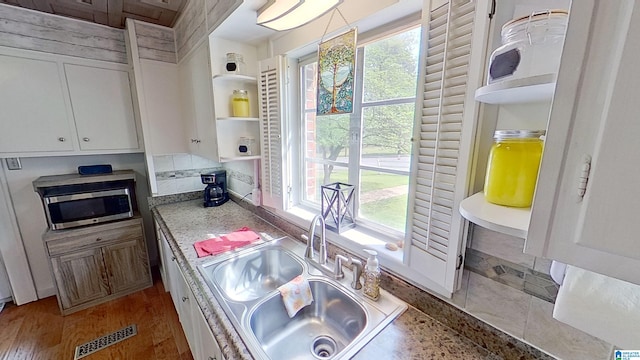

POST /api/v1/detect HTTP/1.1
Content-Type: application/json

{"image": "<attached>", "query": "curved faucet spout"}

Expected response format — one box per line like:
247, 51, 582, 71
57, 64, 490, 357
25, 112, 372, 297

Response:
306, 215, 327, 266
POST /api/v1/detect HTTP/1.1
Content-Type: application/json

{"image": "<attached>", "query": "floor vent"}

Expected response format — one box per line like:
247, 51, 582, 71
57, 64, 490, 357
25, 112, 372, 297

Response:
74, 324, 137, 359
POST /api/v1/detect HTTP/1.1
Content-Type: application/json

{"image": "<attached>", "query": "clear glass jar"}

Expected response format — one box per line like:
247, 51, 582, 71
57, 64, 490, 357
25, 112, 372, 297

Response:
231, 89, 250, 117
488, 10, 568, 84
484, 130, 545, 208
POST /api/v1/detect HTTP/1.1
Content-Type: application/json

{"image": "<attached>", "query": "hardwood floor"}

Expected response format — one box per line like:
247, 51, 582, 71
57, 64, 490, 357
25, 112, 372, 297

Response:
0, 269, 193, 360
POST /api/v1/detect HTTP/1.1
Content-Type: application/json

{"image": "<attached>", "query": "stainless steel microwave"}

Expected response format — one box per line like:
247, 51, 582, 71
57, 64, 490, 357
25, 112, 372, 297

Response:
34, 171, 137, 230
43, 188, 133, 230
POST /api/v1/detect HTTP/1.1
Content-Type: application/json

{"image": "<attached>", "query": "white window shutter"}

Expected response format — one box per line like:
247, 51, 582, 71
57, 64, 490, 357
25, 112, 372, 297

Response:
407, 0, 489, 295
258, 56, 287, 210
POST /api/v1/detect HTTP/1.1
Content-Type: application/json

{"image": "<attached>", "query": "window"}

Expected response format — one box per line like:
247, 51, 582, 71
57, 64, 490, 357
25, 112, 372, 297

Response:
299, 27, 421, 238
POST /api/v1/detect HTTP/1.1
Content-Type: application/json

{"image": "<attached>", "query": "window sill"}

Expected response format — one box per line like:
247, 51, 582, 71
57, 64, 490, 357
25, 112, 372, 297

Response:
283, 206, 405, 265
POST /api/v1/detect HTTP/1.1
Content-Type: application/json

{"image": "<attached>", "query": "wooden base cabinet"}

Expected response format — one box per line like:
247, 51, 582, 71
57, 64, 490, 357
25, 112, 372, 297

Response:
44, 217, 152, 315
155, 221, 223, 360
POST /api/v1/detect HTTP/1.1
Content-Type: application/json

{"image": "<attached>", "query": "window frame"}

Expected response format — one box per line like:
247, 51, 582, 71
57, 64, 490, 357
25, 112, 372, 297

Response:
295, 25, 422, 242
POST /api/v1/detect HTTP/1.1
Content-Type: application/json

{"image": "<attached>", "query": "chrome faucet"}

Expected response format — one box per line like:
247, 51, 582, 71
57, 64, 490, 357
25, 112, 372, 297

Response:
303, 214, 327, 266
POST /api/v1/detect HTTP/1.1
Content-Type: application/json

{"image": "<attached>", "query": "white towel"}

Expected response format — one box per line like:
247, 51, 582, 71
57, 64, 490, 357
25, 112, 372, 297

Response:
277, 275, 313, 318
553, 265, 640, 348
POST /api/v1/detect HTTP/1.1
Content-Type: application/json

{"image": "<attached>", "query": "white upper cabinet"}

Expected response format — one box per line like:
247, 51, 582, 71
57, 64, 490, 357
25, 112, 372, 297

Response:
0, 54, 74, 153
0, 47, 142, 156
64, 64, 139, 151
178, 41, 219, 161
526, 0, 640, 285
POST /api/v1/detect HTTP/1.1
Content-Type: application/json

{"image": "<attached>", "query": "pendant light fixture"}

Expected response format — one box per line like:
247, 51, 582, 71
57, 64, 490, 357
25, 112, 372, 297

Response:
257, 0, 343, 31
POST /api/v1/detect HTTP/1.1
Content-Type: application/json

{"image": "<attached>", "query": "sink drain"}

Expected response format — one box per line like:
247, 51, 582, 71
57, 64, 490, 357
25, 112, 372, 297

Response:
311, 336, 337, 359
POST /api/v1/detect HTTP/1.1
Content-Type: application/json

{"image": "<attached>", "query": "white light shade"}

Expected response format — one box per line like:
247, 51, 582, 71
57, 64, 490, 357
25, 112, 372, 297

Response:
258, 0, 342, 31
257, 0, 302, 24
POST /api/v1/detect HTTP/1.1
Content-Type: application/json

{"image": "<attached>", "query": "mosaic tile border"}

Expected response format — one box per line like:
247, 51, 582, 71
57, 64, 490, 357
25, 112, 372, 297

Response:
465, 247, 559, 303
155, 167, 222, 180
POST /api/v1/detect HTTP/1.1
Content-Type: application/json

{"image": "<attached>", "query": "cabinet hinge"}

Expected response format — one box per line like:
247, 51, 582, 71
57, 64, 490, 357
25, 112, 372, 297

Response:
577, 155, 592, 199
456, 254, 464, 270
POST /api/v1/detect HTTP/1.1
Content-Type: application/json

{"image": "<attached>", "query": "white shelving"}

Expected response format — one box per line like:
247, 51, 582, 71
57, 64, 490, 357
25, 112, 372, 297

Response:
212, 74, 257, 83
216, 117, 260, 121
474, 74, 556, 104
459, 192, 530, 238
210, 70, 261, 161
219, 155, 261, 163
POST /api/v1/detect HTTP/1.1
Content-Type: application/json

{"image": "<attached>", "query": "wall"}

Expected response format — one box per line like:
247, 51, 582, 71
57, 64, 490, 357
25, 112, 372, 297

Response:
173, 0, 241, 62
0, 3, 126, 63
153, 154, 221, 196
133, 21, 176, 63
2, 154, 151, 298
455, 226, 614, 360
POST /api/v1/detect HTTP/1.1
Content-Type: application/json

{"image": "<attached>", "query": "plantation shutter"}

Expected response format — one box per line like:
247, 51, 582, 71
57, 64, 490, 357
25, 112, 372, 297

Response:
258, 56, 287, 210
407, 0, 489, 295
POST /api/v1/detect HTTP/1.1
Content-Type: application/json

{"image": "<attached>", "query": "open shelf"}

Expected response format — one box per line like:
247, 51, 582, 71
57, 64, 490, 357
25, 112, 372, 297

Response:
216, 117, 260, 122
459, 192, 530, 238
219, 155, 261, 163
475, 74, 556, 104
212, 74, 257, 83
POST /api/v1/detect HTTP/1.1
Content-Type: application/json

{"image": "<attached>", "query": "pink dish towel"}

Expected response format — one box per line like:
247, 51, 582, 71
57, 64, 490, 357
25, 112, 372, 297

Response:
277, 275, 314, 318
193, 227, 261, 258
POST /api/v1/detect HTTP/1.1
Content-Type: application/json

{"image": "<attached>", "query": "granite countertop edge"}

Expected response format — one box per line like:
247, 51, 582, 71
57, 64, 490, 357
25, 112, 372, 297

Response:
152, 207, 255, 360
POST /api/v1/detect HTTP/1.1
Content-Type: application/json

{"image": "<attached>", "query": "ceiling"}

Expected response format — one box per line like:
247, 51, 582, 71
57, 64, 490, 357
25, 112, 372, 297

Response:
0, 0, 187, 28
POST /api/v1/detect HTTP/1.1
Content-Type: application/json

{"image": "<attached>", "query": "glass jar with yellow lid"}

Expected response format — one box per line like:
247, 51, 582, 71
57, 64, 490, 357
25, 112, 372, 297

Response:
484, 130, 545, 208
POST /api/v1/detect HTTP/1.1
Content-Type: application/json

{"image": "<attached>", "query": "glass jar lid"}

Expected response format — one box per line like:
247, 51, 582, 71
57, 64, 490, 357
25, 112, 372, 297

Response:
233, 89, 248, 95
501, 9, 569, 43
493, 130, 545, 140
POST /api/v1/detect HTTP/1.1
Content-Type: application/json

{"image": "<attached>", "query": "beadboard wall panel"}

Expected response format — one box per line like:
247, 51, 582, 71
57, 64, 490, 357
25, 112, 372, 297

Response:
206, 0, 241, 33
134, 20, 176, 63
173, 0, 204, 62
173, 0, 240, 63
0, 3, 127, 63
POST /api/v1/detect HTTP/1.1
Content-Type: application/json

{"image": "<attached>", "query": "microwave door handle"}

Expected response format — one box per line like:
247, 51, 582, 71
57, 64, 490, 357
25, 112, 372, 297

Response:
45, 188, 130, 204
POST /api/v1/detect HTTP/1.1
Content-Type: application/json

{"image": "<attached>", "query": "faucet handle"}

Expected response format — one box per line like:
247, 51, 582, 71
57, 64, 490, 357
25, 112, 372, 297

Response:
349, 258, 364, 290
334, 254, 350, 280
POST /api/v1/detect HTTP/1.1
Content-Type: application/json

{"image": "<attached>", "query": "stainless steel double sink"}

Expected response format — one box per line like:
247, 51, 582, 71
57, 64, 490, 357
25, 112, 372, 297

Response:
198, 236, 407, 360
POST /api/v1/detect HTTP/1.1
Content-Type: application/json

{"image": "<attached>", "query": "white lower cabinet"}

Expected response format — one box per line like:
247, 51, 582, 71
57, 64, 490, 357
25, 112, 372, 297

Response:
156, 222, 223, 360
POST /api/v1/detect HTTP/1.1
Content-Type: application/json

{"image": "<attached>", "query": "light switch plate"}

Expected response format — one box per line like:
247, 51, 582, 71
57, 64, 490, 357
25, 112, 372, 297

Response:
5, 158, 22, 170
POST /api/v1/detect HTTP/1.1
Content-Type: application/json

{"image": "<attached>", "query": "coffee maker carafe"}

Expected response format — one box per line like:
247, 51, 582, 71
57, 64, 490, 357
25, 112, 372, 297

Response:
201, 170, 229, 207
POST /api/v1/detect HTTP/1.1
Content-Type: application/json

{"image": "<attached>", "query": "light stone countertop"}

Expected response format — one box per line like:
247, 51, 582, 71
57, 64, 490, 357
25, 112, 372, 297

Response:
153, 199, 501, 360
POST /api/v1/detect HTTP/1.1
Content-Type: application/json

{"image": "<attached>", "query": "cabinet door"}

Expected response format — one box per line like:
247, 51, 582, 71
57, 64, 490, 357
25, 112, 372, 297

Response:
0, 54, 74, 152
51, 248, 110, 309
527, 0, 640, 285
178, 41, 219, 160
177, 269, 198, 355
64, 64, 139, 151
102, 237, 152, 294
193, 302, 223, 360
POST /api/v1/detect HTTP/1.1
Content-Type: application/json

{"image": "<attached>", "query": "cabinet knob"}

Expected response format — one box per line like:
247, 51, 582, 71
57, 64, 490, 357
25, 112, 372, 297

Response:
83, 137, 90, 142
191, 139, 197, 143
181, 296, 189, 302
58, 137, 66, 142
171, 256, 176, 261
95, 237, 102, 242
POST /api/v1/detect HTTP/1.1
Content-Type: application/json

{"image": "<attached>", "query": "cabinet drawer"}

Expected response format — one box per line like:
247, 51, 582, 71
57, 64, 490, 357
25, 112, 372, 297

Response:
46, 223, 142, 256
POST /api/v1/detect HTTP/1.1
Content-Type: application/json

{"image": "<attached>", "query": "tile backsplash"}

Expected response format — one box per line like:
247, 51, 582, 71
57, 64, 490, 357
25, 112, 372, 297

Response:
153, 154, 221, 196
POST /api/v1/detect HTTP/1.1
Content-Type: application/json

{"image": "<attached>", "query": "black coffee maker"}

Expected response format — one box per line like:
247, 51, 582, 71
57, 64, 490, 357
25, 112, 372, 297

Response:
201, 170, 229, 207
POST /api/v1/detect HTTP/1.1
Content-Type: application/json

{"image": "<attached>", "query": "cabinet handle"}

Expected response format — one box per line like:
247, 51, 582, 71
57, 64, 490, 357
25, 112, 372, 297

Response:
58, 137, 66, 142
82, 137, 90, 142
191, 139, 197, 143
95, 237, 102, 242
181, 296, 189, 302
171, 256, 176, 261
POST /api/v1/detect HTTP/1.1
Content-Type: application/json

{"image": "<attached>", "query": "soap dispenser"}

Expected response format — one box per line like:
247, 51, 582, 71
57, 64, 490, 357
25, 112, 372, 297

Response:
362, 249, 381, 301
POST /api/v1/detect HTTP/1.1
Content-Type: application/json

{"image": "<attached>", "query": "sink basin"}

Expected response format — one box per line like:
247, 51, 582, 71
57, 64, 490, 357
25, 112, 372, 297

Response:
198, 237, 406, 360
249, 278, 366, 359
211, 247, 303, 302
